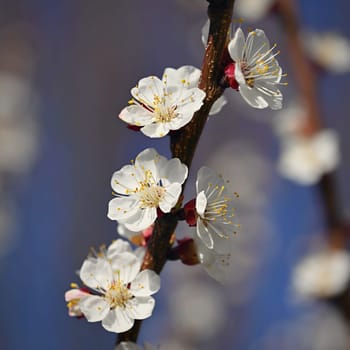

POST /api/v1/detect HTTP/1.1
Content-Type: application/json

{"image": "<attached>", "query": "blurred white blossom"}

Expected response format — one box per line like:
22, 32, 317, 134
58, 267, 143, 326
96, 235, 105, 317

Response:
304, 32, 350, 73
273, 101, 306, 137
278, 129, 340, 185
292, 249, 350, 299
0, 73, 39, 174
252, 305, 350, 350
235, 0, 275, 21
170, 281, 226, 339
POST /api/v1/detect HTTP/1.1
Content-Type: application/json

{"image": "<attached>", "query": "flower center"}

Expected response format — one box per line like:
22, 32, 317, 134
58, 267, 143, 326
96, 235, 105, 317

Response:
139, 185, 166, 209
153, 94, 178, 123
202, 184, 236, 226
241, 40, 281, 88
104, 281, 132, 309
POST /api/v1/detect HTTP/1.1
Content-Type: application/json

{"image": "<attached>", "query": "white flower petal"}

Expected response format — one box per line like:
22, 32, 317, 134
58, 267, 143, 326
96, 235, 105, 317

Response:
176, 88, 205, 116
135, 76, 164, 106
111, 252, 141, 284
196, 191, 207, 217
196, 219, 214, 249
228, 28, 245, 62
107, 239, 132, 260
124, 207, 157, 232
111, 165, 141, 194
126, 296, 155, 320
119, 105, 154, 126
107, 197, 139, 222
79, 295, 110, 322
163, 65, 201, 88
159, 183, 182, 213
102, 308, 134, 333
159, 158, 188, 185
201, 20, 210, 46
194, 235, 231, 284
196, 166, 223, 193
246, 29, 270, 63
239, 84, 269, 109
141, 122, 170, 138
209, 95, 227, 115
130, 270, 160, 297
134, 148, 161, 177
80, 258, 113, 291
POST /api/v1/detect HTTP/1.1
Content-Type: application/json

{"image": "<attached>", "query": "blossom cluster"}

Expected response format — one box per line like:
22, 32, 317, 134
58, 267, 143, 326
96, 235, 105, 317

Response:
65, 21, 286, 344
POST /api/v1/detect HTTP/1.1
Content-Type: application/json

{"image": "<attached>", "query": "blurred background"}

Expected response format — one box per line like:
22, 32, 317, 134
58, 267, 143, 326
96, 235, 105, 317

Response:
0, 0, 350, 349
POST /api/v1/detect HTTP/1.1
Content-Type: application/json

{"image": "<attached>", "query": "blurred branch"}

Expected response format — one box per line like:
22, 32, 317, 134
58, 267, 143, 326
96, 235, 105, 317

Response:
276, 0, 343, 236
116, 0, 235, 345
277, 0, 350, 322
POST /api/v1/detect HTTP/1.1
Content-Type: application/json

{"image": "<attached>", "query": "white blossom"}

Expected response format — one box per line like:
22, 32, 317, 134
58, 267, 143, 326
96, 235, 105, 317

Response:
116, 342, 157, 350
76, 241, 160, 334
304, 31, 350, 73
108, 148, 187, 231
293, 250, 350, 299
119, 69, 205, 138
195, 166, 239, 250
278, 129, 340, 185
227, 28, 283, 110
235, 0, 275, 21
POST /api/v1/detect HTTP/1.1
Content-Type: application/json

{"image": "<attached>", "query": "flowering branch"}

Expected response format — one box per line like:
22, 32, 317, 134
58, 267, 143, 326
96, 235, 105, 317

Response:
116, 0, 235, 345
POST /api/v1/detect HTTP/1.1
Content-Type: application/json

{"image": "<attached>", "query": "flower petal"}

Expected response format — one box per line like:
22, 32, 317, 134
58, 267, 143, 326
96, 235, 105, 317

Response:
107, 239, 132, 260
228, 28, 245, 62
196, 166, 222, 194
102, 308, 134, 333
124, 207, 157, 232
111, 252, 141, 284
196, 219, 214, 249
159, 183, 182, 213
159, 158, 188, 185
130, 270, 160, 296
80, 258, 113, 291
134, 76, 164, 106
239, 84, 269, 109
141, 122, 170, 138
111, 165, 140, 194
163, 65, 201, 88
119, 105, 154, 127
209, 95, 227, 116
245, 29, 270, 64
125, 296, 155, 320
196, 191, 207, 217
107, 197, 139, 222
79, 295, 110, 322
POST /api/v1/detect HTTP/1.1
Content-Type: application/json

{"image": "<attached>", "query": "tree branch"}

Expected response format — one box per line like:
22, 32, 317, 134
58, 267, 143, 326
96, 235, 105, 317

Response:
116, 0, 234, 345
